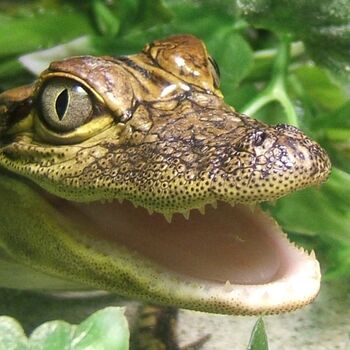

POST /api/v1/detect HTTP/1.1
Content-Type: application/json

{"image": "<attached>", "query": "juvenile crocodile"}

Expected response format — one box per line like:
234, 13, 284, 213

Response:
0, 35, 331, 315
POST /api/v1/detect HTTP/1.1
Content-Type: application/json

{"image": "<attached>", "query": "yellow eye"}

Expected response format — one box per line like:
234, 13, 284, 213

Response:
39, 78, 93, 132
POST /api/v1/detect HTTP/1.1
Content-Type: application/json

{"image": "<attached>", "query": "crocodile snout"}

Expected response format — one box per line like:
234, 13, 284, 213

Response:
211, 121, 331, 205
273, 123, 331, 183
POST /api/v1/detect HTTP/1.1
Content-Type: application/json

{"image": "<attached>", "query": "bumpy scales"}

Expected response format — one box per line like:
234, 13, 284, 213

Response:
0, 35, 331, 315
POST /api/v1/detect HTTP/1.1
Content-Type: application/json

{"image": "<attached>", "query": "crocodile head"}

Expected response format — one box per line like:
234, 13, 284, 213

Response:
0, 35, 331, 315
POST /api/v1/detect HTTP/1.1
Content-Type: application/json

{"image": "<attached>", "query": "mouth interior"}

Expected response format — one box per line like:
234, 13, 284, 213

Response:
52, 198, 307, 286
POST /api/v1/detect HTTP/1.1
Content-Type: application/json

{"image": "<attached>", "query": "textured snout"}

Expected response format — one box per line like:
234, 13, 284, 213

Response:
273, 123, 331, 184
211, 121, 331, 205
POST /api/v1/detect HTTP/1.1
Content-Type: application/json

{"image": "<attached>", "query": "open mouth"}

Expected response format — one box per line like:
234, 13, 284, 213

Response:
48, 194, 320, 315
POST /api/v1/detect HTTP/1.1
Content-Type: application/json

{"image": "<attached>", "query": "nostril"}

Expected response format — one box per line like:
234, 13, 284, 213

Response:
252, 131, 267, 146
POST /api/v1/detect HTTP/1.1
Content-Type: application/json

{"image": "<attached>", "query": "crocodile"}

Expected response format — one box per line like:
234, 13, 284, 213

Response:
0, 35, 331, 315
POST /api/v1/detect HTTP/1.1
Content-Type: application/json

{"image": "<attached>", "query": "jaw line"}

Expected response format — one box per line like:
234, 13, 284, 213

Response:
47, 194, 321, 314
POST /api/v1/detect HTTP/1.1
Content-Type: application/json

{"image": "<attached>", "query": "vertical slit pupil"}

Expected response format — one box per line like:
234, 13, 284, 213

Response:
55, 89, 69, 120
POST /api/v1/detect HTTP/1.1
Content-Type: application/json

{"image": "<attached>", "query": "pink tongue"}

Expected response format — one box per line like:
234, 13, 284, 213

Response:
61, 201, 282, 285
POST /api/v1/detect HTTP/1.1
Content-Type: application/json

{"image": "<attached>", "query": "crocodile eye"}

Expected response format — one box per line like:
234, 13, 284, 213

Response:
39, 78, 93, 132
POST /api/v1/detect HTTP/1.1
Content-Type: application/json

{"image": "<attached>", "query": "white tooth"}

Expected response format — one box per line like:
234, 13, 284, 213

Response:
224, 280, 234, 293
147, 208, 154, 215
198, 206, 206, 215
118, 198, 124, 204
182, 211, 190, 220
163, 213, 173, 223
309, 249, 316, 259
262, 291, 270, 300
211, 201, 218, 209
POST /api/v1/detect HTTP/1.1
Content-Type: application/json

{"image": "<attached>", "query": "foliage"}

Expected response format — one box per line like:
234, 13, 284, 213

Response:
0, 307, 129, 350
237, 0, 350, 80
247, 318, 269, 350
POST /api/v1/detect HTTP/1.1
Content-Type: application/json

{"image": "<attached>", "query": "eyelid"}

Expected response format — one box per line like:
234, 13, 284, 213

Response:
37, 72, 105, 105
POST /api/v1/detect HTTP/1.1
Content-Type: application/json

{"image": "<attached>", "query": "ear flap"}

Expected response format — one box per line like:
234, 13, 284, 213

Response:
0, 85, 34, 136
144, 35, 221, 95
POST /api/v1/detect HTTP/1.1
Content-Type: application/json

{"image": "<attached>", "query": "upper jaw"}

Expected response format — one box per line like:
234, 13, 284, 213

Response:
0, 118, 331, 216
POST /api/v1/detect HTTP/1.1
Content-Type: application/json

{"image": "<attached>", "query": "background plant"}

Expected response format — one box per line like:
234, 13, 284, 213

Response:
0, 0, 349, 348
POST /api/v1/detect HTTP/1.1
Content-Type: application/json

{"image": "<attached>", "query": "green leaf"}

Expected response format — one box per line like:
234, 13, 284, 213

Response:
0, 307, 129, 350
293, 65, 348, 112
227, 82, 260, 111
0, 59, 33, 90
92, 0, 120, 37
0, 316, 28, 350
166, 0, 237, 24
323, 238, 350, 280
0, 11, 95, 58
168, 0, 239, 39
307, 102, 350, 173
30, 321, 74, 350
110, 0, 171, 35
135, 0, 172, 30
237, 0, 350, 80
247, 318, 269, 350
310, 101, 350, 131
71, 307, 129, 350
29, 307, 129, 349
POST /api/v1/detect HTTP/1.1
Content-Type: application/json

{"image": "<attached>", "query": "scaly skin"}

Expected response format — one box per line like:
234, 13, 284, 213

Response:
0, 35, 331, 315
